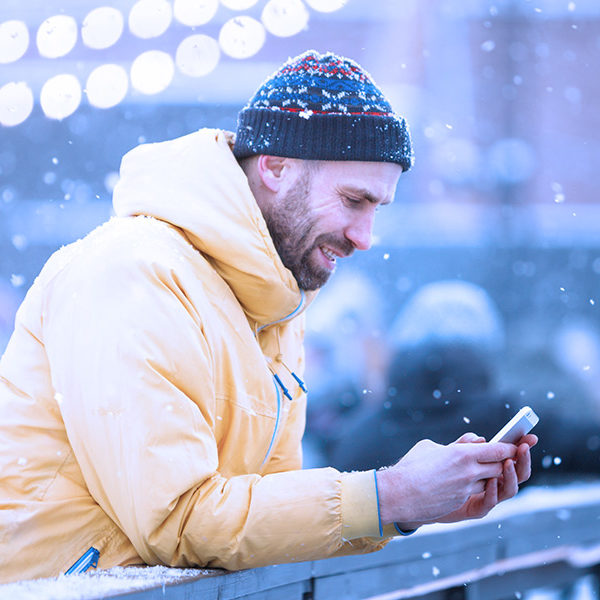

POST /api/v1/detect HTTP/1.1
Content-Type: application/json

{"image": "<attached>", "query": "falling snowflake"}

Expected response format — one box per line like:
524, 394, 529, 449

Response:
10, 274, 25, 287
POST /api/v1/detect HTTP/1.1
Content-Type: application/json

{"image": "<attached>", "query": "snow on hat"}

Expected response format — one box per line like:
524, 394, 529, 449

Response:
233, 50, 413, 171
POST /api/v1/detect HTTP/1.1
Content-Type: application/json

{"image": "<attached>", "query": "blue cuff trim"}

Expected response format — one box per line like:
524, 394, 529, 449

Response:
373, 470, 383, 537
394, 523, 418, 536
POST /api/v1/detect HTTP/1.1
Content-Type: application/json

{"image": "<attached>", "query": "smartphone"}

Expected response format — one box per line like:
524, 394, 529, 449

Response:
489, 406, 539, 444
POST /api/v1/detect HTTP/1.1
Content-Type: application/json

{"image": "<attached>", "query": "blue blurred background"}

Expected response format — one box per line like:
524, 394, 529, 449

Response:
1, 0, 599, 478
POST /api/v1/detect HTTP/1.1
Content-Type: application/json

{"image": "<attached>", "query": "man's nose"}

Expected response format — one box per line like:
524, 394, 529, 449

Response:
345, 212, 375, 251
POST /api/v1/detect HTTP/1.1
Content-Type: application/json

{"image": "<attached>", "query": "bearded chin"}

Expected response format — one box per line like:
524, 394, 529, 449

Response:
293, 246, 334, 291
259, 167, 345, 291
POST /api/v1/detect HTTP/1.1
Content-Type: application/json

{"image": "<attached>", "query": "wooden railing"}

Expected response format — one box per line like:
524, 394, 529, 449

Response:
3, 483, 600, 600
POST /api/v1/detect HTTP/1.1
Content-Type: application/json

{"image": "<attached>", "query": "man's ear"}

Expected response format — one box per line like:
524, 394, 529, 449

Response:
256, 155, 290, 193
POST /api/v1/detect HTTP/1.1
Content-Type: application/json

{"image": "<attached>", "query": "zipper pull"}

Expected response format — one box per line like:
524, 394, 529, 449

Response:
290, 371, 308, 394
65, 547, 100, 575
276, 355, 308, 395
273, 373, 293, 400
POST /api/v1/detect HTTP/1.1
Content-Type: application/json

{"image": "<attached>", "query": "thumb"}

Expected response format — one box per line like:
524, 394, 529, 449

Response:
455, 432, 486, 444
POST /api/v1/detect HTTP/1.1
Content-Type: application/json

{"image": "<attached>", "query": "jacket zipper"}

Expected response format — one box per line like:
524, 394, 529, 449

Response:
256, 290, 306, 333
261, 378, 282, 467
65, 547, 100, 575
257, 290, 306, 467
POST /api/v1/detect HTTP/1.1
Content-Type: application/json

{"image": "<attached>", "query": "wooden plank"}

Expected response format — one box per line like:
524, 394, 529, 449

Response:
501, 503, 600, 558
311, 521, 502, 579
113, 563, 312, 600
466, 561, 597, 600
237, 581, 310, 600
313, 542, 498, 600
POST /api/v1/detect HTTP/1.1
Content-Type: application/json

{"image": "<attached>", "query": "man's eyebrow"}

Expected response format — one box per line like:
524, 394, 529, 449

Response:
346, 187, 393, 206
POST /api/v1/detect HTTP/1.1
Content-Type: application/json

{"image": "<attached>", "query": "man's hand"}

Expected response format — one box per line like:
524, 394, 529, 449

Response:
376, 432, 537, 530
436, 432, 537, 523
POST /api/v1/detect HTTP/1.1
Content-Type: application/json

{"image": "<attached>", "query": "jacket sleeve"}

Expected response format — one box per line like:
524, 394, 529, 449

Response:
43, 246, 377, 570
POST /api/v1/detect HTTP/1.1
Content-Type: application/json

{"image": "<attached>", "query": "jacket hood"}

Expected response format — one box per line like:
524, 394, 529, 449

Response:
113, 129, 312, 327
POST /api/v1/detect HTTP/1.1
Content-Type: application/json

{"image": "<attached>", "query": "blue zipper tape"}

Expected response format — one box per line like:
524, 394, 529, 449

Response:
261, 378, 282, 467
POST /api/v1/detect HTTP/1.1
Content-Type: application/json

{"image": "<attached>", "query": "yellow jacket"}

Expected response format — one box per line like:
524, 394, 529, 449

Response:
0, 129, 393, 583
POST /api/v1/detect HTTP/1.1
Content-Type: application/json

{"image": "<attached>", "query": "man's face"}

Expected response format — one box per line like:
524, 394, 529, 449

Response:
262, 160, 403, 291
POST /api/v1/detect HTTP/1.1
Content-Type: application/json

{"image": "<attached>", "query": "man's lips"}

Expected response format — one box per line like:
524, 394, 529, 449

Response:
320, 245, 341, 262
318, 244, 350, 268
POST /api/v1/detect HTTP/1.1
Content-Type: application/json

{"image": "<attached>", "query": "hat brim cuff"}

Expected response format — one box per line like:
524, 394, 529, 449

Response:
233, 108, 413, 172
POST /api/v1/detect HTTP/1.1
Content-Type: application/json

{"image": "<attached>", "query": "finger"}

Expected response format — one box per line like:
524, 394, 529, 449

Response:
477, 462, 504, 480
498, 458, 518, 501
481, 477, 499, 512
485, 478, 500, 512
514, 442, 532, 484
471, 480, 487, 495
476, 442, 517, 463
455, 432, 486, 444
517, 433, 538, 448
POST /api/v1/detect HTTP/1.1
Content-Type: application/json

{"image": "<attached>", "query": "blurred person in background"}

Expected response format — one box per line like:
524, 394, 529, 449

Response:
303, 271, 387, 467
331, 280, 599, 484
331, 280, 511, 470
0, 51, 535, 583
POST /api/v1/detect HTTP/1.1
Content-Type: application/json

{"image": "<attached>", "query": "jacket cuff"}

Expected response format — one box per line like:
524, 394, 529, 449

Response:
383, 523, 401, 537
340, 470, 381, 539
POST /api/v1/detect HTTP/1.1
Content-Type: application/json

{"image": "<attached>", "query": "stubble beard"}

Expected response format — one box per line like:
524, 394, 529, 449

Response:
262, 168, 350, 291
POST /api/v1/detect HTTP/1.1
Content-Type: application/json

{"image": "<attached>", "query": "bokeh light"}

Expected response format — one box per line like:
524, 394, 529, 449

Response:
219, 16, 265, 59
0, 20, 29, 64
130, 50, 174, 94
304, 0, 347, 12
129, 0, 173, 39
0, 82, 34, 126
220, 0, 260, 10
262, 0, 309, 37
173, 0, 219, 26
40, 74, 82, 120
82, 7, 124, 50
86, 64, 129, 108
36, 15, 78, 59
176, 35, 220, 77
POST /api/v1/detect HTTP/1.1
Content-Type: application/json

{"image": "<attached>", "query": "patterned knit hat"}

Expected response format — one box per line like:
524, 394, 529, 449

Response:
233, 50, 413, 171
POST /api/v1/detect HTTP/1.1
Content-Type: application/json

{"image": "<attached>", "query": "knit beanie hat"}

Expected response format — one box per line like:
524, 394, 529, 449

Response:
233, 50, 413, 171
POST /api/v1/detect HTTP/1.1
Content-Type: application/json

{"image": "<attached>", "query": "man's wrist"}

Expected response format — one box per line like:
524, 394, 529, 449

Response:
375, 467, 394, 525
375, 468, 426, 529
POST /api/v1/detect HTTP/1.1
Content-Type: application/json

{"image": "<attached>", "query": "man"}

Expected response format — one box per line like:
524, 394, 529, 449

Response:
0, 51, 535, 582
